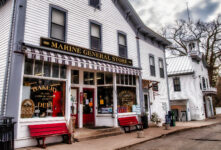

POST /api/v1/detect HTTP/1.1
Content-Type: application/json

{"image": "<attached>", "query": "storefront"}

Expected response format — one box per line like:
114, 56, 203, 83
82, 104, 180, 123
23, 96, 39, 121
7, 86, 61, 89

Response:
18, 38, 141, 132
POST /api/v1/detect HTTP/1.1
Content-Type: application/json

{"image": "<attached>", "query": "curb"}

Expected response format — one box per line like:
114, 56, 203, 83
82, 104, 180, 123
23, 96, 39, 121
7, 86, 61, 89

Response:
116, 122, 221, 150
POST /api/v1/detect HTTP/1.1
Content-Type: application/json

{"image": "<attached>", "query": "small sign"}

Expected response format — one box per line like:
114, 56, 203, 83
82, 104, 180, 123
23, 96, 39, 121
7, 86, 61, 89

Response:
133, 105, 141, 114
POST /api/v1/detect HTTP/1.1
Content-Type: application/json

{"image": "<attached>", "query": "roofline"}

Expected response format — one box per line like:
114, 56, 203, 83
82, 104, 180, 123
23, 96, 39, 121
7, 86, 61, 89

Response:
168, 72, 194, 77
117, 0, 171, 46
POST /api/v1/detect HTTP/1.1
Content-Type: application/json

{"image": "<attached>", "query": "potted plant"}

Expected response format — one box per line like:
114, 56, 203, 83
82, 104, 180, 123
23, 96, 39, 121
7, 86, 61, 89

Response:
150, 112, 162, 127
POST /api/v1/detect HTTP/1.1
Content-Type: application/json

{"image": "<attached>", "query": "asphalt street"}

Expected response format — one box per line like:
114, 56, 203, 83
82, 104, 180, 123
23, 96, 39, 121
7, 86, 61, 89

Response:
122, 123, 221, 150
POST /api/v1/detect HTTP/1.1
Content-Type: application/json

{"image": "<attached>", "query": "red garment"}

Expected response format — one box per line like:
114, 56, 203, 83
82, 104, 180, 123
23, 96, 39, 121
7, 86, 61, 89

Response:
52, 91, 62, 117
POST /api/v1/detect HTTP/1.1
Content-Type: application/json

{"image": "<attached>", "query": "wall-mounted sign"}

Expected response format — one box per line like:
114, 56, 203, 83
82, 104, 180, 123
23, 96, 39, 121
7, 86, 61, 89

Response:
40, 37, 133, 66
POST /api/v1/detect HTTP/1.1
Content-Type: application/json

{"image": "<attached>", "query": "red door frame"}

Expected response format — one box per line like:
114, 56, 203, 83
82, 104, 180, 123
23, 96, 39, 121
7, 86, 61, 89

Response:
83, 88, 95, 126
71, 87, 79, 128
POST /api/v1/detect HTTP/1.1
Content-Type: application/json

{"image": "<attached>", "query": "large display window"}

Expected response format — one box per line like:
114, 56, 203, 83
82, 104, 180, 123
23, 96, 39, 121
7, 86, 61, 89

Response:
21, 78, 66, 118
97, 87, 113, 114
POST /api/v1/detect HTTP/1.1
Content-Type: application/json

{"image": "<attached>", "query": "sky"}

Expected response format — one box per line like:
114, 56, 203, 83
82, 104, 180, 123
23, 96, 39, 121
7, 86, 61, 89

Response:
129, 0, 221, 33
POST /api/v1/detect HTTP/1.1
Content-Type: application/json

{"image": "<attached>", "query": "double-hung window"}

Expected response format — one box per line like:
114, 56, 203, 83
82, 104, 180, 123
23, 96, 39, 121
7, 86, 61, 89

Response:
118, 33, 127, 58
173, 77, 181, 91
159, 58, 164, 78
90, 23, 101, 51
50, 7, 66, 41
89, 0, 100, 9
149, 55, 155, 76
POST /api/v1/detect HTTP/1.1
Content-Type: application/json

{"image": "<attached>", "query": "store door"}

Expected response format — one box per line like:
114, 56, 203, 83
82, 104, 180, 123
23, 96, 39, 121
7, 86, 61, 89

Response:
83, 88, 94, 126
144, 93, 149, 113
70, 88, 78, 128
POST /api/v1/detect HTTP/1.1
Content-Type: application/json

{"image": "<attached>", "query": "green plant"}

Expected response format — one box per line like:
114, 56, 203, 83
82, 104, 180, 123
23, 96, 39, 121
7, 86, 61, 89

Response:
150, 112, 161, 123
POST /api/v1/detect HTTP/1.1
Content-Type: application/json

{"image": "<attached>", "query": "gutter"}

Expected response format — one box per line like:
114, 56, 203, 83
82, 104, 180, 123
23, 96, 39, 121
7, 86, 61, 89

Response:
164, 50, 171, 111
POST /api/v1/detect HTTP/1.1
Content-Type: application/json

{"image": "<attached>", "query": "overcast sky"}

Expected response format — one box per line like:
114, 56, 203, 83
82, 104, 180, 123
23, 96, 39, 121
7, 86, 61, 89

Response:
129, 0, 221, 33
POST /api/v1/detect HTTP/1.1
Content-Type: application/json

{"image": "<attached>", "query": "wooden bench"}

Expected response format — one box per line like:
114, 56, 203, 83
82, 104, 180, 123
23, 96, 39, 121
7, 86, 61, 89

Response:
118, 116, 143, 133
29, 123, 71, 148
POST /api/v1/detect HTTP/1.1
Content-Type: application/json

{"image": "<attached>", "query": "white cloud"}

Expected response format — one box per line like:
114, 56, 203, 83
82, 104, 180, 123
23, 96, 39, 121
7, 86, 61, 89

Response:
129, 0, 221, 33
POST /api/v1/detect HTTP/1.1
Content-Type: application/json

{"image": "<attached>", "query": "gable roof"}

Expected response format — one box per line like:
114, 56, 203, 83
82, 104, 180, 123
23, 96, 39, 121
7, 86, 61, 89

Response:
166, 56, 194, 76
116, 0, 171, 46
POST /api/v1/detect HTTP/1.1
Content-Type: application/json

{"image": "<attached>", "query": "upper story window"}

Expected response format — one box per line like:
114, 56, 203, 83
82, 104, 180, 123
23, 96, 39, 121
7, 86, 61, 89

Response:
152, 83, 159, 91
173, 77, 181, 92
89, 0, 100, 9
118, 33, 127, 58
149, 55, 155, 76
90, 23, 101, 51
189, 42, 195, 51
202, 77, 206, 89
159, 58, 164, 78
50, 7, 66, 41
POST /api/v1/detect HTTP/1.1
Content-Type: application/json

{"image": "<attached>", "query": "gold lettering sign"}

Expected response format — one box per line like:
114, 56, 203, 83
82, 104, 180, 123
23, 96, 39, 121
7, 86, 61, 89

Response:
40, 38, 133, 66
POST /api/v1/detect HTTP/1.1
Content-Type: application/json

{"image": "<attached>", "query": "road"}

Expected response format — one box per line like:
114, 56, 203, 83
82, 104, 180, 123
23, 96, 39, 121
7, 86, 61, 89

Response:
122, 123, 221, 150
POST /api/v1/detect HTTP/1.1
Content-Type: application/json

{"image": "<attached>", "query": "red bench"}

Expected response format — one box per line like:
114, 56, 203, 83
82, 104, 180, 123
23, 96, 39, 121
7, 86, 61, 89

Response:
118, 116, 143, 133
29, 123, 71, 148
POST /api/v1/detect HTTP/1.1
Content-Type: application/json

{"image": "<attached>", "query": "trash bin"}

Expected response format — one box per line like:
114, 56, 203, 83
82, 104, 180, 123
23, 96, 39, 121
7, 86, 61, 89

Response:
168, 111, 176, 127
0, 116, 16, 150
141, 114, 148, 129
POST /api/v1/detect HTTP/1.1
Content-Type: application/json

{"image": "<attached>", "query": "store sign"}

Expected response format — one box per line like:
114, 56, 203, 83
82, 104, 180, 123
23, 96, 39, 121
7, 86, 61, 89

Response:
40, 37, 133, 66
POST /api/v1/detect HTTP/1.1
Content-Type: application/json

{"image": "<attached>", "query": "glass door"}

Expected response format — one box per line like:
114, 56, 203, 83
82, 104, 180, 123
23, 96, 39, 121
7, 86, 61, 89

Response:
83, 88, 94, 127
70, 88, 78, 127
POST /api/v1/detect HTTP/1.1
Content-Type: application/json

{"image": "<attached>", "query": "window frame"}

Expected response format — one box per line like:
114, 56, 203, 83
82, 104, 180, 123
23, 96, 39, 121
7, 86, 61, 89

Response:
118, 31, 128, 58
149, 54, 156, 76
89, 20, 102, 51
159, 58, 164, 78
49, 5, 67, 42
89, 0, 101, 9
173, 77, 181, 92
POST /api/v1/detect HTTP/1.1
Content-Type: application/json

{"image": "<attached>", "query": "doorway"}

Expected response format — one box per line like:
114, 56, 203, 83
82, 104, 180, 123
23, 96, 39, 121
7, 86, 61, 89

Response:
70, 88, 78, 128
144, 93, 149, 113
83, 88, 95, 127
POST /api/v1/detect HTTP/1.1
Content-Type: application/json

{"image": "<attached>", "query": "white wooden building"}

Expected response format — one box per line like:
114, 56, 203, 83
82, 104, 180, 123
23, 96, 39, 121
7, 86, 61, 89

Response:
0, 0, 170, 148
166, 40, 217, 121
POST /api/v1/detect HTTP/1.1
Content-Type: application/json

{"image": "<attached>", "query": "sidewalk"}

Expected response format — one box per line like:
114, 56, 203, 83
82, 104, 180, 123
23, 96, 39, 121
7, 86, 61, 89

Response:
18, 115, 221, 150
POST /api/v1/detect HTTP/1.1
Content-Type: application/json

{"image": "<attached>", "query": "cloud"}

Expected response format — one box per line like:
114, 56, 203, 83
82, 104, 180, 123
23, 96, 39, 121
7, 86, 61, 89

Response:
129, 0, 221, 33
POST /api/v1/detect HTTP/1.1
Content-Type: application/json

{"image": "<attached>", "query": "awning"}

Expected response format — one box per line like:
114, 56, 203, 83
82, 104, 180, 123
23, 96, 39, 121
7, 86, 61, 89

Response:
23, 47, 141, 76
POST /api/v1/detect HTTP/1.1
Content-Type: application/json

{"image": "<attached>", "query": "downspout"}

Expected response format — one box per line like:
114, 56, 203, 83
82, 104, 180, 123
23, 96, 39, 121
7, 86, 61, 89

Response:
163, 48, 171, 111
136, 28, 144, 115
1, 0, 16, 116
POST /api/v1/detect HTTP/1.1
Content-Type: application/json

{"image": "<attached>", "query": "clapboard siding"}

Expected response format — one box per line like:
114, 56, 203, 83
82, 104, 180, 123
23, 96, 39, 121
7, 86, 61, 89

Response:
24, 0, 138, 67
0, 0, 13, 114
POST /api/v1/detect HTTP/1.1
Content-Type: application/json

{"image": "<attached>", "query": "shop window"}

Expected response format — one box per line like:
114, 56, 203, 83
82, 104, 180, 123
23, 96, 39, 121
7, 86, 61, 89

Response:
52, 63, 59, 78
97, 72, 104, 85
89, 0, 100, 9
125, 75, 129, 85
118, 33, 127, 58
149, 55, 155, 76
97, 87, 113, 114
60, 65, 67, 79
159, 58, 164, 78
34, 60, 43, 76
24, 59, 33, 75
129, 75, 133, 85
84, 72, 94, 85
21, 78, 66, 118
117, 87, 136, 113
71, 70, 79, 84
133, 76, 136, 85
105, 73, 113, 84
121, 74, 125, 84
43, 62, 51, 77
117, 74, 120, 84
173, 77, 181, 91
50, 7, 66, 41
90, 23, 101, 51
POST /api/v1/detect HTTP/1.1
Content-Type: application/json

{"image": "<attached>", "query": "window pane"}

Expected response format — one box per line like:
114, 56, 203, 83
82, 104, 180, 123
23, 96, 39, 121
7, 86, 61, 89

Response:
51, 24, 65, 41
117, 87, 136, 113
91, 24, 100, 38
84, 72, 94, 85
71, 70, 79, 84
97, 86, 113, 114
129, 75, 132, 85
52, 9, 65, 26
90, 0, 100, 8
43, 62, 51, 77
97, 73, 104, 85
105, 73, 113, 84
24, 59, 33, 75
159, 60, 163, 68
52, 63, 59, 78
121, 74, 125, 84
21, 78, 66, 118
125, 75, 128, 85
34, 60, 43, 76
133, 76, 136, 85
119, 45, 127, 58
150, 57, 154, 65
117, 74, 120, 84
60, 65, 66, 79
91, 36, 101, 50
119, 34, 126, 46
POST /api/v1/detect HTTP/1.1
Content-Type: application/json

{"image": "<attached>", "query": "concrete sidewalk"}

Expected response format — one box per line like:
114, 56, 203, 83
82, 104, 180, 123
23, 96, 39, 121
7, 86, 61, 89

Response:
18, 115, 221, 150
